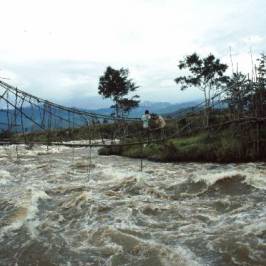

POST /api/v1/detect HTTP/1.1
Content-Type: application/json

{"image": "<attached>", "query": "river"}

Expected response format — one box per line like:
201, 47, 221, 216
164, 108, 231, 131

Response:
0, 144, 265, 266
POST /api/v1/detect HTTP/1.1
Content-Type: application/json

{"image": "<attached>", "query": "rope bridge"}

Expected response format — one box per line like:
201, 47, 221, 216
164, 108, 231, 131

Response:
0, 80, 144, 147
0, 79, 265, 149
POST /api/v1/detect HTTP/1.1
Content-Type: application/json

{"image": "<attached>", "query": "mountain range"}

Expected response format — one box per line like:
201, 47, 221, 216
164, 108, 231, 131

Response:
0, 100, 201, 132
86, 100, 201, 117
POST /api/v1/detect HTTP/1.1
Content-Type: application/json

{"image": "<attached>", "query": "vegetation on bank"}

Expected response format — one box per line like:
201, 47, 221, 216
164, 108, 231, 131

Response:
8, 105, 266, 163
98, 126, 266, 163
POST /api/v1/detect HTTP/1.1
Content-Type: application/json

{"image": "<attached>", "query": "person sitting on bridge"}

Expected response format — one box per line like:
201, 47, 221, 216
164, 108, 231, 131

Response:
151, 113, 166, 139
151, 114, 166, 129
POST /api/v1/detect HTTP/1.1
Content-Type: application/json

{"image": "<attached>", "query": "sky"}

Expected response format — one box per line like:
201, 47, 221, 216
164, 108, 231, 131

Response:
0, 0, 265, 108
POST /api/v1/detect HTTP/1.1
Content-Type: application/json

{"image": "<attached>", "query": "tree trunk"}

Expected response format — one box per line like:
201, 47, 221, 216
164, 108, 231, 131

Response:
203, 87, 208, 128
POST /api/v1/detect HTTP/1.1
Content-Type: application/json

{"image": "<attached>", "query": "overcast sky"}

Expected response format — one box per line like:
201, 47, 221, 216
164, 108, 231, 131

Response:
0, 0, 265, 108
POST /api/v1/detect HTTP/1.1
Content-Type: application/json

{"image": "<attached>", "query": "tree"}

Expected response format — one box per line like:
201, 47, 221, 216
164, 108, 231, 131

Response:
175, 53, 229, 126
226, 72, 251, 119
117, 96, 140, 117
98, 66, 139, 117
253, 53, 266, 117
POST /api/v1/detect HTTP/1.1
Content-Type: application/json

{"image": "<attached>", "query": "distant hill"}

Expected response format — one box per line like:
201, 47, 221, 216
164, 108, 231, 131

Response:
88, 100, 201, 117
0, 100, 201, 132
165, 100, 228, 119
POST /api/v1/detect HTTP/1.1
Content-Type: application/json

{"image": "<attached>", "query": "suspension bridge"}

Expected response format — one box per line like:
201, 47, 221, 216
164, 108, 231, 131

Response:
0, 79, 265, 151
0, 79, 144, 147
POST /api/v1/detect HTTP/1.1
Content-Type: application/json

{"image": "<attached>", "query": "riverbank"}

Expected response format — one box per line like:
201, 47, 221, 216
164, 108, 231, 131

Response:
8, 113, 266, 163
98, 129, 266, 163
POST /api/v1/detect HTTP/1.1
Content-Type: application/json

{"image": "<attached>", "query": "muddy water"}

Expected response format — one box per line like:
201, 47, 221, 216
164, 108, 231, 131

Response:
0, 144, 265, 266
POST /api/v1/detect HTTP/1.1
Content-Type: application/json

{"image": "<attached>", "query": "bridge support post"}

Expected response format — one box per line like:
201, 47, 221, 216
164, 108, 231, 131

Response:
140, 144, 144, 172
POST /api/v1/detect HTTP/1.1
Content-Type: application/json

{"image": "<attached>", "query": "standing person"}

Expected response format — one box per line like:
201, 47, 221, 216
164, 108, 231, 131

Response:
141, 110, 151, 140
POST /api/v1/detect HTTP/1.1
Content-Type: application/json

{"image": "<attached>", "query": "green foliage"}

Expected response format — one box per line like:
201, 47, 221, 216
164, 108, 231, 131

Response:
252, 53, 266, 117
98, 66, 139, 116
104, 126, 265, 162
117, 96, 140, 115
257, 53, 266, 86
98, 145, 123, 156
122, 145, 143, 158
175, 53, 229, 127
227, 72, 251, 116
226, 54, 266, 118
175, 53, 228, 92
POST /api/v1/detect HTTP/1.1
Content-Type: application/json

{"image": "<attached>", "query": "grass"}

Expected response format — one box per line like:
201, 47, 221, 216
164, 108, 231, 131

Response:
98, 128, 265, 163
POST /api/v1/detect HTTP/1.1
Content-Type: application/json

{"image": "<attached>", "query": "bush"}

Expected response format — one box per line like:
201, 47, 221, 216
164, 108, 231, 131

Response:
98, 145, 123, 155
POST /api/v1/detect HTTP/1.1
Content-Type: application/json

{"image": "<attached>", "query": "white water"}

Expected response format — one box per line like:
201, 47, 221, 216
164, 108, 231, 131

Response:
0, 144, 265, 266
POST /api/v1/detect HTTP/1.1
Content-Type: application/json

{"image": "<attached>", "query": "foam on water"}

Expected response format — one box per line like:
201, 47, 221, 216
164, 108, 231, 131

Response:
0, 188, 50, 239
192, 167, 266, 191
243, 171, 266, 190
243, 217, 266, 236
193, 170, 242, 185
0, 169, 11, 179
0, 143, 265, 265
0, 170, 11, 185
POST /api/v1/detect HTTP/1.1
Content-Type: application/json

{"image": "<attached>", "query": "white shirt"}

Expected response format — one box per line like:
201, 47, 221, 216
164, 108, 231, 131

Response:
141, 114, 151, 128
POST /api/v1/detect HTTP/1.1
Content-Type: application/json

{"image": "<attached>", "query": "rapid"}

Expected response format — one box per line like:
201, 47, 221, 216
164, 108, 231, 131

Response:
0, 144, 265, 266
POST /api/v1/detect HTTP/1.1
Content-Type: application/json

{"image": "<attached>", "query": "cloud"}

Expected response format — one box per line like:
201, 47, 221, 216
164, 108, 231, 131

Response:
242, 35, 264, 45
0, 0, 265, 107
